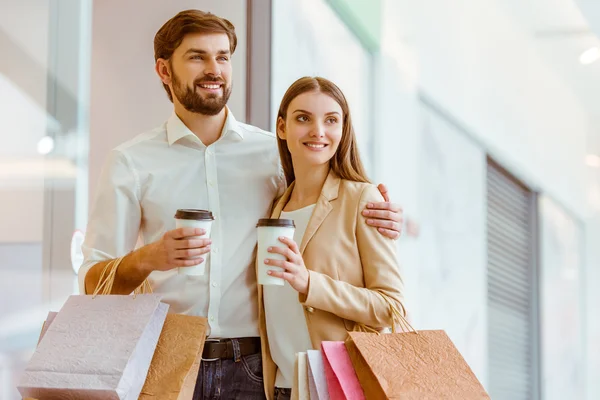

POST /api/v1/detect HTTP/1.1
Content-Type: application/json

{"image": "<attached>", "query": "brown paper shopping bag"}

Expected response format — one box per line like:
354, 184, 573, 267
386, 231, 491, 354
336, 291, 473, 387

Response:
139, 313, 208, 400
346, 299, 489, 400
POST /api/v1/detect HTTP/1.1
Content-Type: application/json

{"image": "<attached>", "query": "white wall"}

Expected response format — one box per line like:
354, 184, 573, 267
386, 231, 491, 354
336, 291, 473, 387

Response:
418, 105, 489, 384
539, 196, 586, 399
89, 0, 247, 205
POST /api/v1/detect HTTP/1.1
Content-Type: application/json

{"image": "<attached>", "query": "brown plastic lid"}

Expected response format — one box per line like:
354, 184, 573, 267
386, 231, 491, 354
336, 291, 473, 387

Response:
174, 209, 214, 221
256, 218, 295, 228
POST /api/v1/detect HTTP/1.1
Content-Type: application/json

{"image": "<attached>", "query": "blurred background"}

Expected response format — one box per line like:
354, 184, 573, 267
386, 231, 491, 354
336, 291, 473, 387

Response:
1, 0, 599, 398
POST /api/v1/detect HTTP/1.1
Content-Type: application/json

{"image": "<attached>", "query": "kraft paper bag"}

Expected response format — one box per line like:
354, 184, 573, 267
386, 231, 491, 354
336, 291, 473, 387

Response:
18, 294, 168, 400
321, 341, 365, 400
345, 331, 490, 400
139, 313, 208, 400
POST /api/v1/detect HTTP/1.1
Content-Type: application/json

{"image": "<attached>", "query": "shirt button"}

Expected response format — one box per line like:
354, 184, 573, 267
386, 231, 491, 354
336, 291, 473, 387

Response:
213, 247, 219, 254
208, 180, 214, 186
210, 315, 215, 322
212, 282, 217, 287
206, 148, 213, 155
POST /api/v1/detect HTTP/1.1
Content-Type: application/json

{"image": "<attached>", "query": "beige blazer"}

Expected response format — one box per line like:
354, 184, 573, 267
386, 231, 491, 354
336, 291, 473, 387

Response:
257, 171, 405, 398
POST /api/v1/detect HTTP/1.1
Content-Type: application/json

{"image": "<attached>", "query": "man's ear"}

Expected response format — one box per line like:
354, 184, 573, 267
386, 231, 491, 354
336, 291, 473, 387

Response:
155, 58, 172, 85
277, 117, 286, 140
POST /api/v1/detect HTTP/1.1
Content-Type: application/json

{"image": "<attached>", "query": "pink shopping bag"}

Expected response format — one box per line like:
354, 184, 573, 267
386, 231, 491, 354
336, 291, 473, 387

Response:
321, 341, 365, 400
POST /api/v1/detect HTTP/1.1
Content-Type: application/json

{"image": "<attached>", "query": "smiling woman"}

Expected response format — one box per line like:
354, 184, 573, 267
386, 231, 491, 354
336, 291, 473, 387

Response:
259, 76, 405, 397
276, 76, 370, 187
279, 92, 343, 172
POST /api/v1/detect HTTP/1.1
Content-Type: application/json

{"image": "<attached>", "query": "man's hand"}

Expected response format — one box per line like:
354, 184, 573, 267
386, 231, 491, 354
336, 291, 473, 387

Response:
137, 227, 212, 273
362, 183, 404, 240
84, 227, 211, 295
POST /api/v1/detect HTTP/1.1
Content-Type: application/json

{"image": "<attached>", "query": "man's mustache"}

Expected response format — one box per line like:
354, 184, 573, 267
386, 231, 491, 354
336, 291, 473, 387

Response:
194, 76, 225, 85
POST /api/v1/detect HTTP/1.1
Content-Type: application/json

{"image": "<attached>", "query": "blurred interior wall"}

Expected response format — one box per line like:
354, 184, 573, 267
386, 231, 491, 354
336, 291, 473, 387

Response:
379, 0, 596, 398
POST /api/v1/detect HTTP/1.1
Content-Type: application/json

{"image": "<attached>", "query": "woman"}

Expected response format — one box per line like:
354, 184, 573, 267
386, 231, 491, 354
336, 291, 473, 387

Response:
257, 77, 406, 400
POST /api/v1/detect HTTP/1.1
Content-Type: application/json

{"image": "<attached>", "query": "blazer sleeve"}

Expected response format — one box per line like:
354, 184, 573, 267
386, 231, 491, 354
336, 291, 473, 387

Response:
301, 184, 406, 329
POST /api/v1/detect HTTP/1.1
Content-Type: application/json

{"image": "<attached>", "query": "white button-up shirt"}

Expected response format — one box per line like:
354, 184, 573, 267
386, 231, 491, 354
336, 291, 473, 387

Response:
79, 109, 284, 338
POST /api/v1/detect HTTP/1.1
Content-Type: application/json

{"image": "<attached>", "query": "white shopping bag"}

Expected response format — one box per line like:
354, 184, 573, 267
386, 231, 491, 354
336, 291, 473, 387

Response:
18, 294, 168, 400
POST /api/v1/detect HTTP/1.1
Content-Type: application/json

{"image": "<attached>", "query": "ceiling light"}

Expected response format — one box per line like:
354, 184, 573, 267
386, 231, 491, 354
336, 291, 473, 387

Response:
580, 47, 600, 65
37, 136, 54, 155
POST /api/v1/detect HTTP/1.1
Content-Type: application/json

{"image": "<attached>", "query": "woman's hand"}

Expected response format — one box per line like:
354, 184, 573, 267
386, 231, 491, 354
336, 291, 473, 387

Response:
265, 236, 309, 294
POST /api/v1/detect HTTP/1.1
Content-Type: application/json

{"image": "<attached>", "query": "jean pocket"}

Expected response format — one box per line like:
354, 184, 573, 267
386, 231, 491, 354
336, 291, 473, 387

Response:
241, 353, 264, 384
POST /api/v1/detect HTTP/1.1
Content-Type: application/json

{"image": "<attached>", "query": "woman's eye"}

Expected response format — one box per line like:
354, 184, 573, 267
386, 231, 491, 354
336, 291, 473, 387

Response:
296, 115, 309, 122
326, 117, 338, 124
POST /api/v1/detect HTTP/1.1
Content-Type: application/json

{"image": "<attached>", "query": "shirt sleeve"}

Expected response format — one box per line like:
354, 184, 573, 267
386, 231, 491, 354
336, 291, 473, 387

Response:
78, 149, 142, 294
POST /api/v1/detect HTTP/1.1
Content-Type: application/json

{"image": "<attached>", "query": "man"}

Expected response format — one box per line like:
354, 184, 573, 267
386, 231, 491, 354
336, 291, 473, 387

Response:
79, 9, 403, 400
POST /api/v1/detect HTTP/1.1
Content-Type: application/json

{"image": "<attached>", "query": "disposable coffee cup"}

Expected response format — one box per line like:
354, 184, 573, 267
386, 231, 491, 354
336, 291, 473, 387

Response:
256, 218, 296, 286
175, 209, 214, 276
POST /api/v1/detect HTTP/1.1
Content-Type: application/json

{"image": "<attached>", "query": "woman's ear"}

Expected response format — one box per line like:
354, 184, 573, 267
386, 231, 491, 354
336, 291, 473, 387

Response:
276, 117, 286, 140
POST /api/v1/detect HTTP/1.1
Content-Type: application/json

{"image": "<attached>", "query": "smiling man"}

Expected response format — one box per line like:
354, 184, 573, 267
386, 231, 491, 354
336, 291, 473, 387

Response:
79, 9, 404, 400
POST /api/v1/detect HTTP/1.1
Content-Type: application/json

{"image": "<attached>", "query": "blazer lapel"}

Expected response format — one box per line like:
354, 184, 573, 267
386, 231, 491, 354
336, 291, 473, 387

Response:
299, 196, 332, 254
299, 172, 341, 254
270, 182, 294, 218
271, 172, 341, 254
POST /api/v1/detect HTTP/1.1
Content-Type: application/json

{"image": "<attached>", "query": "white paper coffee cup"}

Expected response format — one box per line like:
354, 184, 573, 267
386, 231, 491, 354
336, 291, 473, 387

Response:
175, 209, 214, 276
257, 218, 296, 286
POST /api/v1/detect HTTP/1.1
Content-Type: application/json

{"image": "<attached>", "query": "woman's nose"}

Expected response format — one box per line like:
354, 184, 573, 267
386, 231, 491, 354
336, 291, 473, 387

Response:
310, 123, 325, 138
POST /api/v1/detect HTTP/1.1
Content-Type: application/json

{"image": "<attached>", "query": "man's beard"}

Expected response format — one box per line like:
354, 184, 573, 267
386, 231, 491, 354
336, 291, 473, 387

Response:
171, 72, 232, 116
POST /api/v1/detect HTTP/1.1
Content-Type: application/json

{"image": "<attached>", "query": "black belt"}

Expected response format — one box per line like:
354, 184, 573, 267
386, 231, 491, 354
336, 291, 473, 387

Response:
202, 337, 261, 361
274, 387, 291, 396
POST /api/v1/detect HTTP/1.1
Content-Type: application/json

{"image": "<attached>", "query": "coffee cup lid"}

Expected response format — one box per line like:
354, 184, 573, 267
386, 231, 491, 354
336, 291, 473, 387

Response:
257, 218, 295, 228
175, 209, 215, 221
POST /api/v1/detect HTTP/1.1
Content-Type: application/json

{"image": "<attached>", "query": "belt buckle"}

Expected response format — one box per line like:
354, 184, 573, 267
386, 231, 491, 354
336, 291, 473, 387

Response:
201, 338, 222, 362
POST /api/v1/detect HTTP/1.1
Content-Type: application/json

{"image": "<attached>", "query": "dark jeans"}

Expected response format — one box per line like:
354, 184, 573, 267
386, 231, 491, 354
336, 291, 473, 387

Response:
192, 339, 266, 400
274, 387, 291, 400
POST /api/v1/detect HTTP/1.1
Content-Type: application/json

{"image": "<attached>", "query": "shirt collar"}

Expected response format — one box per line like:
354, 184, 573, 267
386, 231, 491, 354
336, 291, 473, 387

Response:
166, 107, 244, 146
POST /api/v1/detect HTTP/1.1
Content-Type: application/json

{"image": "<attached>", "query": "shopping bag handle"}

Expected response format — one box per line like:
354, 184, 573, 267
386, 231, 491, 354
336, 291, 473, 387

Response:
354, 294, 417, 335
92, 256, 153, 297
